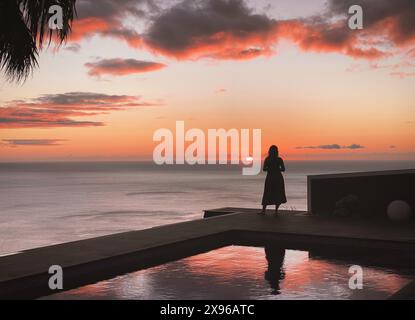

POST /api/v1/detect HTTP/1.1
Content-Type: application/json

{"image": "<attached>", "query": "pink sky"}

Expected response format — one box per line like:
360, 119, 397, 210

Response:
1, 0, 414, 161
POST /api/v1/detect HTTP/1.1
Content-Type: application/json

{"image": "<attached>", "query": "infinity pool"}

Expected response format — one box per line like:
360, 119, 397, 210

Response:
44, 246, 414, 300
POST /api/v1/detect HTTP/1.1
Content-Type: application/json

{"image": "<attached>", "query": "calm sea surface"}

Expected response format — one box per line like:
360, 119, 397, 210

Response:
0, 161, 413, 255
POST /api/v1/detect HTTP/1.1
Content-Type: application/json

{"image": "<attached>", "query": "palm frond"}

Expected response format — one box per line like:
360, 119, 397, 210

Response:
0, 0, 77, 82
20, 0, 77, 47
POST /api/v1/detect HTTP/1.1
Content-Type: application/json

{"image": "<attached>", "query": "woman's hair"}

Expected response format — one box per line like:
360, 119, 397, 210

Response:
268, 145, 279, 157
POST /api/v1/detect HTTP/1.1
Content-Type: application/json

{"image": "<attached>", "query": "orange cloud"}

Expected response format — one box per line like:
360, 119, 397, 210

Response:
141, 0, 393, 61
85, 59, 166, 77
69, 18, 112, 41
69, 17, 143, 49
276, 20, 387, 60
68, 0, 415, 63
0, 92, 160, 129
142, 0, 279, 60
1, 139, 67, 147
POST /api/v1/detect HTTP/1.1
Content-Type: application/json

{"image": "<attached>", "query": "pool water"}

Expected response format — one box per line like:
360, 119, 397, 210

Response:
44, 246, 414, 300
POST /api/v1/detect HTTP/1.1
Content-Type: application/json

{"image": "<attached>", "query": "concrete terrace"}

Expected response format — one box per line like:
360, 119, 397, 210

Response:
1, 208, 415, 299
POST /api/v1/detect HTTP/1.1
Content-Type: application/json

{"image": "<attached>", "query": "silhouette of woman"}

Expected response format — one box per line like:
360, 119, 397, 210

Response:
260, 145, 287, 214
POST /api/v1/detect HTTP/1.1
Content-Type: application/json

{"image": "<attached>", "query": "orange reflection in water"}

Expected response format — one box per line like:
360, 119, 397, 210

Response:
43, 246, 413, 300
181, 247, 411, 298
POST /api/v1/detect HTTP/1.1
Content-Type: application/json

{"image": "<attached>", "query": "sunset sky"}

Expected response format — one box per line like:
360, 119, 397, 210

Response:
1, 0, 414, 161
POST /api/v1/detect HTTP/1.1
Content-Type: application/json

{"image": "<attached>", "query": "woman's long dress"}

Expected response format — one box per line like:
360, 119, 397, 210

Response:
261, 156, 287, 205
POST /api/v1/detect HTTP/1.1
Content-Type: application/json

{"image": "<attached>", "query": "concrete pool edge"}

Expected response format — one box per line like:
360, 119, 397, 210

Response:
0, 231, 234, 300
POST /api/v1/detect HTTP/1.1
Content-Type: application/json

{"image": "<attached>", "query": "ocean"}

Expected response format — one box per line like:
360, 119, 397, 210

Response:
0, 161, 413, 256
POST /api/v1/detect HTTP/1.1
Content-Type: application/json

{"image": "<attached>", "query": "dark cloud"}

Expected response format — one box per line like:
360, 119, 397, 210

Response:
327, 0, 415, 44
85, 58, 166, 77
29, 92, 158, 109
143, 0, 277, 59
68, 0, 415, 62
1, 139, 67, 147
69, 0, 158, 47
347, 144, 366, 150
297, 144, 365, 150
0, 92, 159, 129
140, 0, 394, 60
76, 0, 156, 20
298, 0, 415, 61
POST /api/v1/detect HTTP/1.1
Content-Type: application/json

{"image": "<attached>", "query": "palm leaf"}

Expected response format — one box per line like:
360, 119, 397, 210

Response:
0, 0, 77, 82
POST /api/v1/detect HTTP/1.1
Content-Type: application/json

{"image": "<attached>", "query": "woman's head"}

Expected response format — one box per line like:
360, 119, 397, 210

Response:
268, 145, 279, 157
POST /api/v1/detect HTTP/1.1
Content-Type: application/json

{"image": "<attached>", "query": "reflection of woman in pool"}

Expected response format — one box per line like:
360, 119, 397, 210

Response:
260, 145, 287, 215
264, 246, 286, 295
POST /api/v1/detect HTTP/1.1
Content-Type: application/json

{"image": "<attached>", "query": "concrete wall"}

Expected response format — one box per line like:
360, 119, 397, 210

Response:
307, 169, 415, 219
